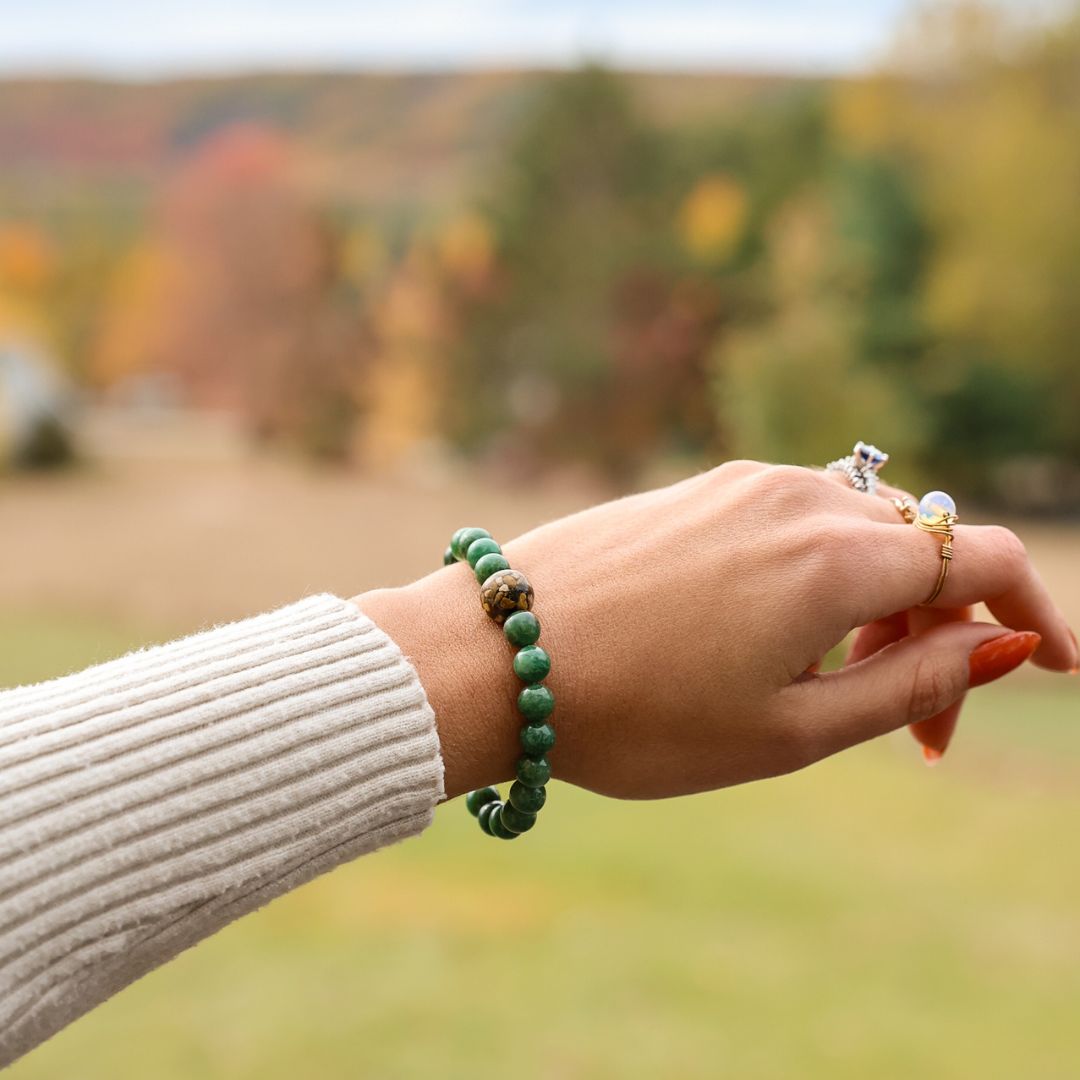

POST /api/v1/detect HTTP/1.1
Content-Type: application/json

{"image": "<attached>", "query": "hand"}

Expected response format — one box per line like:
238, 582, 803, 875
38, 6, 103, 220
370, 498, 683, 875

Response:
356, 462, 1077, 800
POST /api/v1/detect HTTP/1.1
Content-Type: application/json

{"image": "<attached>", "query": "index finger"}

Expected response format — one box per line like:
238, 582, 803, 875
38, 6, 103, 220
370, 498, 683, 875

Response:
855, 521, 1077, 672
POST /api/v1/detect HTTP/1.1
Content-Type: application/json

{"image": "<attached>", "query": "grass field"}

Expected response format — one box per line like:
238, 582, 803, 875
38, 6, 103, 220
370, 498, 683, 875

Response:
2, 456, 1079, 1078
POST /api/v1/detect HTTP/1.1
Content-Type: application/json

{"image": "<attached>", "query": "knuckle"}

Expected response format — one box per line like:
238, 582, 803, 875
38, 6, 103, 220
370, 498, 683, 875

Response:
719, 458, 764, 478
701, 459, 761, 487
752, 464, 818, 504
986, 525, 1027, 569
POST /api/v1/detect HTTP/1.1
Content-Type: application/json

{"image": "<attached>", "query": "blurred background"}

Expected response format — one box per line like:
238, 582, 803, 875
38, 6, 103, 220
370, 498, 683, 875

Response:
2, 1, 1078, 1076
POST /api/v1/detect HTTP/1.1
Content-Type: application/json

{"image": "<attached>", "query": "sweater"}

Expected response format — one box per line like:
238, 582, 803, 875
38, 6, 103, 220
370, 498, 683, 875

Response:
0, 594, 445, 1066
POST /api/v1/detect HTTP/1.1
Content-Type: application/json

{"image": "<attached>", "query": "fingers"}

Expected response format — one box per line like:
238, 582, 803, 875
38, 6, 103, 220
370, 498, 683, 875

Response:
845, 611, 908, 666
855, 521, 1076, 672
778, 622, 1040, 761
906, 605, 974, 761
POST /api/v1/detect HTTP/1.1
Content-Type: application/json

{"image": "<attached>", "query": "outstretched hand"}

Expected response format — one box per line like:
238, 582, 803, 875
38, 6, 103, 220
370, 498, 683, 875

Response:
358, 462, 1076, 800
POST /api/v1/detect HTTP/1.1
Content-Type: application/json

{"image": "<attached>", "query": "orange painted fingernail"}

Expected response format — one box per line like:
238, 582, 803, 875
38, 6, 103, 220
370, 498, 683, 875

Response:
969, 631, 1041, 689
922, 746, 943, 767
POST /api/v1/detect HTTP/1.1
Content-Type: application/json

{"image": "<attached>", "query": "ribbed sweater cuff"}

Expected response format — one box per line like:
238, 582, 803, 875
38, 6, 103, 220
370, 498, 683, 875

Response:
0, 593, 444, 1066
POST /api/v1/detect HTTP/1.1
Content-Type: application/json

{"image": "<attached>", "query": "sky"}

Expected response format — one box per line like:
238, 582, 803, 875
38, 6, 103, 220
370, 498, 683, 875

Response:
0, 0, 922, 77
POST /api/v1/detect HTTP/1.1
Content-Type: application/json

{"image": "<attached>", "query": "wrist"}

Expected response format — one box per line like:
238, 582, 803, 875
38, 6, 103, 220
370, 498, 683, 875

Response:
353, 573, 520, 801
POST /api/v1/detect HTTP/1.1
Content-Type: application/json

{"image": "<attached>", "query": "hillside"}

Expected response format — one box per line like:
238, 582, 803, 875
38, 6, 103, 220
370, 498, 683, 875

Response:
0, 69, 810, 215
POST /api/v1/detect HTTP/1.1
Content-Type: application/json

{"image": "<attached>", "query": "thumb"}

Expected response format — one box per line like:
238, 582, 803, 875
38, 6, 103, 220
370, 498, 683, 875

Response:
782, 622, 1041, 760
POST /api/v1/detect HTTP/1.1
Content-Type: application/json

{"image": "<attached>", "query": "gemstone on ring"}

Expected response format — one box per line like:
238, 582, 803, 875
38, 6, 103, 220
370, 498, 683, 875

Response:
918, 490, 956, 527
853, 441, 889, 474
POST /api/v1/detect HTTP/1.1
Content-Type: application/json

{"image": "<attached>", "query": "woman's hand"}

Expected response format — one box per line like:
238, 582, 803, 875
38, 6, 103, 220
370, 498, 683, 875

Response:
357, 462, 1076, 800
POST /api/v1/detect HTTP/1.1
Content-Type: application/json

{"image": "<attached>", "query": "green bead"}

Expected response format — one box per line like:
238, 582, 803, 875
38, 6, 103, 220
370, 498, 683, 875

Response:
473, 552, 510, 583
516, 755, 551, 787
500, 803, 537, 834
488, 804, 519, 840
520, 721, 556, 755
517, 684, 555, 723
503, 610, 541, 647
477, 802, 498, 836
465, 786, 500, 817
449, 528, 471, 560
452, 527, 490, 561
513, 645, 550, 683
509, 781, 547, 814
466, 536, 502, 568
443, 545, 456, 566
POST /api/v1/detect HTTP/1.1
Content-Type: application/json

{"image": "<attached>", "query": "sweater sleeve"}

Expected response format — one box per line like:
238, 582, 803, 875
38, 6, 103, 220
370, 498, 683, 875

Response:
0, 593, 445, 1067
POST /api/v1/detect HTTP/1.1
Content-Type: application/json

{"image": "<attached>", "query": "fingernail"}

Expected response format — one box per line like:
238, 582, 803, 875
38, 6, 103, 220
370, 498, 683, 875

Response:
969, 631, 1041, 689
923, 746, 943, 767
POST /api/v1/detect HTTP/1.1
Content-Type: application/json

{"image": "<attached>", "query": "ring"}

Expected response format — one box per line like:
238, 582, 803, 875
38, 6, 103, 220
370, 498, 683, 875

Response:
826, 441, 889, 495
896, 491, 958, 605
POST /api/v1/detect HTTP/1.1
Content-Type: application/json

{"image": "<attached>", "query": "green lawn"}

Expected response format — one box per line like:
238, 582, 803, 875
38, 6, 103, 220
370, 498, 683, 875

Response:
3, 614, 1079, 1079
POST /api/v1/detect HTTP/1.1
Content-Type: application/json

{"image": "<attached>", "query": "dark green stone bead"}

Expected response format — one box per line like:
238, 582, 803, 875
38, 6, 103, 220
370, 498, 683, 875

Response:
473, 552, 510, 583
465, 536, 502, 568
449, 527, 471, 560
517, 684, 555, 723
509, 781, 547, 814
503, 610, 541, 647
500, 803, 537, 834
443, 545, 456, 566
520, 721, 556, 756
477, 802, 498, 836
465, 786, 501, 817
488, 804, 519, 840
516, 755, 551, 787
513, 645, 550, 683
452, 527, 490, 561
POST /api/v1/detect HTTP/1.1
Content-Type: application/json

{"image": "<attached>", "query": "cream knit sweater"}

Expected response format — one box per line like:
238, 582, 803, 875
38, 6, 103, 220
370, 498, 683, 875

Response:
0, 594, 445, 1067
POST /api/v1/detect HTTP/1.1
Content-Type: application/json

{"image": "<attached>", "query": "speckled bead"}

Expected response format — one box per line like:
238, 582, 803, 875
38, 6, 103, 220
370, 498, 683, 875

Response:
509, 780, 547, 814
477, 802, 498, 836
520, 721, 556, 756
465, 786, 501, 817
452, 527, 491, 561
443, 545, 456, 566
473, 552, 510, 583
488, 804, 519, 840
516, 754, 551, 787
517, 684, 554, 723
500, 803, 538, 834
503, 610, 541, 647
513, 645, 550, 683
466, 536, 502, 569
480, 569, 534, 625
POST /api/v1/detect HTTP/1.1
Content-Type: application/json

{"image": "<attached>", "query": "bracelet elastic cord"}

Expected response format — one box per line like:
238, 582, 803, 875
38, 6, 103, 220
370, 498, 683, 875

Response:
443, 527, 555, 839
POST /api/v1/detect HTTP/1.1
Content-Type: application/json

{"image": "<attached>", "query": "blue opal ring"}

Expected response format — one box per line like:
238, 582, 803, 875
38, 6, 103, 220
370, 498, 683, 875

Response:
826, 441, 889, 495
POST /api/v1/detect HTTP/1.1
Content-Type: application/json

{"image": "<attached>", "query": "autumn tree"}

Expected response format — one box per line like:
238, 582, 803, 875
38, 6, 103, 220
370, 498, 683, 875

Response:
137, 125, 368, 457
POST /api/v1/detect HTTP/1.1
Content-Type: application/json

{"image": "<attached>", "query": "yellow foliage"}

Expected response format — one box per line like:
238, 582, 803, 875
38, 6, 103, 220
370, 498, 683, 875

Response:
829, 76, 900, 155
677, 175, 747, 261
0, 223, 53, 291
91, 241, 175, 386
437, 212, 494, 283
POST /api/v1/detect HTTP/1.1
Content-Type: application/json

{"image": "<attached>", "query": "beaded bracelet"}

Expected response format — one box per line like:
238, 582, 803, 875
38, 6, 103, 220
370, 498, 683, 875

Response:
442, 526, 555, 840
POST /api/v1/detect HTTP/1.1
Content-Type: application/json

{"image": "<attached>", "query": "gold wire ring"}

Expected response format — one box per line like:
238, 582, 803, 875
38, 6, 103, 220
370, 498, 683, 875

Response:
908, 492, 958, 606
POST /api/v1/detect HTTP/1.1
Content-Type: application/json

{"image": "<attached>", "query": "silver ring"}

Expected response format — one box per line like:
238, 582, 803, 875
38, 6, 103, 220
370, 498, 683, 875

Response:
826, 441, 889, 496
